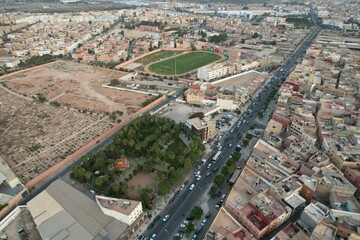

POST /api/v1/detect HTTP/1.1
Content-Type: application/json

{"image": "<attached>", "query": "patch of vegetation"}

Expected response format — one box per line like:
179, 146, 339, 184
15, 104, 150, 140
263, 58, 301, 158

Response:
208, 33, 228, 43
135, 51, 184, 66
90, 61, 123, 69
190, 206, 203, 219
0, 203, 8, 211
209, 185, 217, 197
109, 79, 120, 86
286, 16, 311, 29
148, 52, 221, 75
27, 144, 41, 153
214, 174, 225, 186
18, 54, 63, 69
186, 223, 195, 234
141, 95, 162, 107
70, 115, 204, 207
189, 112, 205, 119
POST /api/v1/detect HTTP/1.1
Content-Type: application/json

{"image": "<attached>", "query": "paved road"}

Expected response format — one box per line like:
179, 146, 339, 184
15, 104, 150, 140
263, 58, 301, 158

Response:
144, 9, 320, 240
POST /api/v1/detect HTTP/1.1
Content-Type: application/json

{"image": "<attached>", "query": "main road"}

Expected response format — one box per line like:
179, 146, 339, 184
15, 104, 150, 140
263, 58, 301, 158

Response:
145, 9, 320, 240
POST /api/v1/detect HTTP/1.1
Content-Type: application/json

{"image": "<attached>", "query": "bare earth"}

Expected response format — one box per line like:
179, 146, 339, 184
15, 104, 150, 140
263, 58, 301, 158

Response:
0, 61, 154, 184
128, 172, 157, 198
1, 61, 152, 115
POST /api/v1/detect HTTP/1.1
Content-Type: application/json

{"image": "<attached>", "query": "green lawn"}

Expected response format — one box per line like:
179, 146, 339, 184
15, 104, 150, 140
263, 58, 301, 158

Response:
167, 138, 187, 153
148, 52, 221, 75
135, 50, 184, 66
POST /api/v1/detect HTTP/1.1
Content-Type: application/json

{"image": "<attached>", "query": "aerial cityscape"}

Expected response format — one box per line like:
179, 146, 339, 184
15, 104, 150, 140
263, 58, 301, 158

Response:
0, 0, 359, 239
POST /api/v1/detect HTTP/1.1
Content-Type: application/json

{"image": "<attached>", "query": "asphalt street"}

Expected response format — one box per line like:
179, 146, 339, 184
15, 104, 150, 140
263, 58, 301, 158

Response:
144, 9, 320, 240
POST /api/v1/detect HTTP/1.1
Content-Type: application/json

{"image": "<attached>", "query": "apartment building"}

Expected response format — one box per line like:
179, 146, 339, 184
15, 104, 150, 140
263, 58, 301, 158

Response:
198, 64, 228, 81
186, 117, 217, 142
96, 196, 144, 226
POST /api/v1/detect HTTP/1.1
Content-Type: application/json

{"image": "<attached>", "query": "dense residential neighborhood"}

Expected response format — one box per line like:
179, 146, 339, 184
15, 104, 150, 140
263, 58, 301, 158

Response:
0, 0, 360, 240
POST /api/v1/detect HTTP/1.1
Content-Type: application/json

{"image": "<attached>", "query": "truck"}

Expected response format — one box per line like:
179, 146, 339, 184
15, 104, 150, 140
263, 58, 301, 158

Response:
228, 169, 242, 186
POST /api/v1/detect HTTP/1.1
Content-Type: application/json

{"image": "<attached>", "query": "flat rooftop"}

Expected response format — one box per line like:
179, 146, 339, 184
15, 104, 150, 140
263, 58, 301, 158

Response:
226, 167, 271, 211
97, 196, 141, 216
213, 70, 268, 95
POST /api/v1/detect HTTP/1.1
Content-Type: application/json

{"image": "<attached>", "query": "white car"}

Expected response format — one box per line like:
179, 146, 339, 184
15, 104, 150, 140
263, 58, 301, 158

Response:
150, 233, 156, 240
196, 175, 201, 181
201, 218, 208, 226
162, 214, 170, 222
90, 189, 96, 195
189, 184, 195, 191
207, 163, 212, 169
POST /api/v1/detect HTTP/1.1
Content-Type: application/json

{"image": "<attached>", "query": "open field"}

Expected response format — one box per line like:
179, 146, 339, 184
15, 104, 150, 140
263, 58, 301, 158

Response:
135, 50, 184, 66
0, 61, 152, 115
0, 61, 157, 184
0, 88, 114, 183
128, 172, 157, 198
148, 52, 221, 75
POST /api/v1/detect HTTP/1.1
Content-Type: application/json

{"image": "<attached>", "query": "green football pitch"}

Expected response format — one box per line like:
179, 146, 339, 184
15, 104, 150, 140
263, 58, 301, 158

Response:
148, 51, 221, 75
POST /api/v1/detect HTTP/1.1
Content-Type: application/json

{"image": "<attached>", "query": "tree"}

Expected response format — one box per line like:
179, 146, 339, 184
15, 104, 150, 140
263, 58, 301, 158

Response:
221, 166, 229, 175
189, 112, 205, 119
252, 32, 259, 38
214, 175, 225, 186
250, 125, 256, 130
190, 206, 203, 219
186, 223, 194, 233
110, 79, 120, 86
209, 185, 217, 197
241, 39, 245, 44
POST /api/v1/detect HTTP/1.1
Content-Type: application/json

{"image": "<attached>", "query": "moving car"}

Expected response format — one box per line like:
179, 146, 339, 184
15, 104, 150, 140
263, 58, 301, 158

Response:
162, 214, 170, 222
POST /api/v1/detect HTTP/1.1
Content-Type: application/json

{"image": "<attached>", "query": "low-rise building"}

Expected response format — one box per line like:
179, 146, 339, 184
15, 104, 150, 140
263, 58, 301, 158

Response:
96, 196, 143, 225
198, 64, 228, 81
186, 117, 217, 142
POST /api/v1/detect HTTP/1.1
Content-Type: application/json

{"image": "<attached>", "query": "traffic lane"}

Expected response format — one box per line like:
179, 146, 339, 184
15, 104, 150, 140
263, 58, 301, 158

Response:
154, 179, 210, 239
149, 162, 222, 238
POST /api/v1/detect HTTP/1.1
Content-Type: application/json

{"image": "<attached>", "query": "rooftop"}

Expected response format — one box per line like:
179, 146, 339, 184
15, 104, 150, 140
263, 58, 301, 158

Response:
27, 180, 127, 240
323, 172, 356, 189
273, 223, 309, 240
226, 168, 270, 210
187, 117, 208, 130
96, 196, 141, 216
213, 70, 268, 95
208, 207, 255, 240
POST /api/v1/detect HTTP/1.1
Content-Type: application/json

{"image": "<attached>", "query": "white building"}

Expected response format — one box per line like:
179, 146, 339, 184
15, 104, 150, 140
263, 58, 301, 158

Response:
96, 195, 143, 225
197, 64, 228, 81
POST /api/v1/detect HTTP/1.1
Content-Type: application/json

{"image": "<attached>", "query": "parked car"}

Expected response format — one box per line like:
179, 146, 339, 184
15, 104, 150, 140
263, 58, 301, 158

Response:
201, 218, 207, 226
150, 233, 156, 240
189, 184, 195, 191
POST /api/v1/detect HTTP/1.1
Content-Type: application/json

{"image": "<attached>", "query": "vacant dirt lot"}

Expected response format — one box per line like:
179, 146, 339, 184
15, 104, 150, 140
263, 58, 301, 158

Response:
128, 172, 157, 198
1, 61, 152, 115
0, 61, 156, 184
